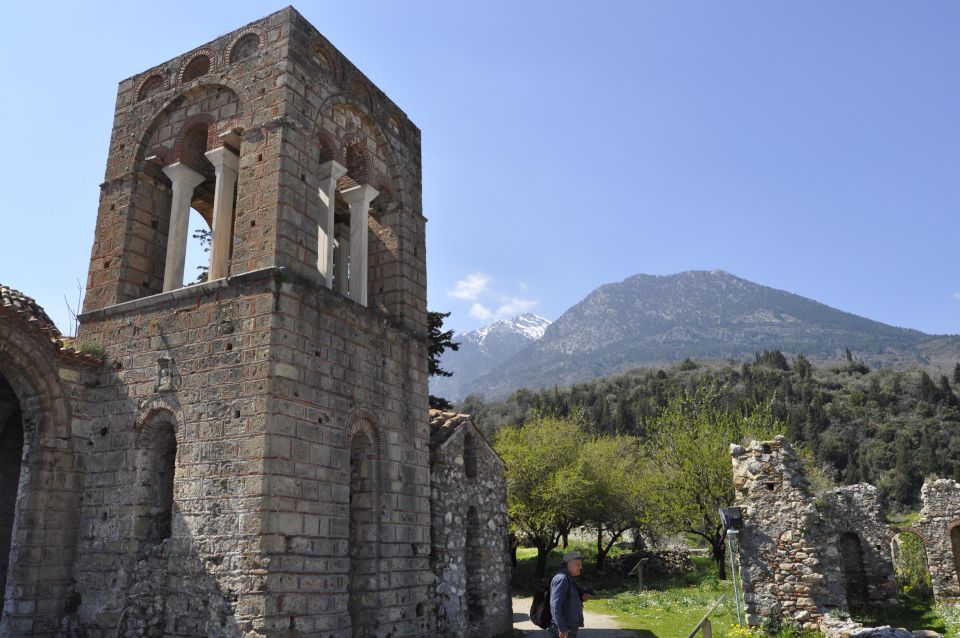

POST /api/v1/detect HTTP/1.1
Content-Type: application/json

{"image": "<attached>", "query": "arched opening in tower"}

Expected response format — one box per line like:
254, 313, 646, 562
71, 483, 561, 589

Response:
348, 431, 377, 637
0, 373, 24, 614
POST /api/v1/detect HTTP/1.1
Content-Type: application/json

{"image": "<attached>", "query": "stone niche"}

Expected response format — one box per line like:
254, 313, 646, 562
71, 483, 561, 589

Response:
731, 437, 898, 630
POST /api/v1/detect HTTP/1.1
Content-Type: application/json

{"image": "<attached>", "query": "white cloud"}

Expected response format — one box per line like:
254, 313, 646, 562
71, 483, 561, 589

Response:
469, 303, 493, 321
954, 292, 960, 301
449, 273, 491, 301
518, 281, 529, 291
494, 297, 538, 318
450, 272, 538, 323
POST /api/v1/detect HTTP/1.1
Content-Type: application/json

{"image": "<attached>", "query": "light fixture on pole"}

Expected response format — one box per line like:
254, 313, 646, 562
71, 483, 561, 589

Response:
719, 506, 744, 626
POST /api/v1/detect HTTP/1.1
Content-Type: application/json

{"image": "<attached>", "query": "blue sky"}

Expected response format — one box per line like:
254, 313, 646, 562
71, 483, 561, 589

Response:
1, 2, 957, 336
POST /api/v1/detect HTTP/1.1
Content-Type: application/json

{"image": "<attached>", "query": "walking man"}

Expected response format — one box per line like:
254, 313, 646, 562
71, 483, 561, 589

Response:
549, 551, 592, 638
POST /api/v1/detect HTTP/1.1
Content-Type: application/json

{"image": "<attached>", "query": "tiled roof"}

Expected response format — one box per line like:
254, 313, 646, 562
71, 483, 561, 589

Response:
429, 409, 472, 447
428, 408, 505, 465
0, 283, 101, 363
1, 284, 62, 338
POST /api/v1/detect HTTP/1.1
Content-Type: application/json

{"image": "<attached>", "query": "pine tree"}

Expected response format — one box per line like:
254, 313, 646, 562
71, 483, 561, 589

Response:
428, 311, 460, 410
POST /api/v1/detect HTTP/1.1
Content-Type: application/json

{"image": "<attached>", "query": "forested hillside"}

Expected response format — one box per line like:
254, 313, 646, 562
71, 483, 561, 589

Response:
461, 353, 960, 509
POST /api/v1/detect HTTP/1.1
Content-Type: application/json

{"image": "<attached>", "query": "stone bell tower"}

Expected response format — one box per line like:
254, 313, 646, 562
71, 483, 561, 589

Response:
70, 7, 432, 637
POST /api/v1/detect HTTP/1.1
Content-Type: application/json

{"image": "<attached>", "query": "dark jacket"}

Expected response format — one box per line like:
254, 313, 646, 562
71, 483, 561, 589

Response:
549, 568, 584, 632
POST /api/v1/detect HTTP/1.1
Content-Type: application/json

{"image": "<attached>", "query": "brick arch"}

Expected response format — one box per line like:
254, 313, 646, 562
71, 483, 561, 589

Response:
227, 27, 266, 64
136, 72, 167, 102
310, 40, 339, 81
135, 396, 184, 447
314, 94, 406, 209
340, 130, 371, 184
148, 146, 173, 166
178, 48, 216, 84
345, 407, 385, 459
351, 79, 376, 114
892, 526, 932, 547
131, 83, 242, 173
315, 129, 339, 165
0, 330, 72, 443
174, 113, 217, 165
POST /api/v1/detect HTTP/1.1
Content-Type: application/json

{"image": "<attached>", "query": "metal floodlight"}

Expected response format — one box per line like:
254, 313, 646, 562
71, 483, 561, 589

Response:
720, 506, 745, 626
719, 507, 743, 532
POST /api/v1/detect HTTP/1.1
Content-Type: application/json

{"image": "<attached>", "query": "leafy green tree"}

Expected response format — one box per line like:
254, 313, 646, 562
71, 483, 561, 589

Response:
495, 416, 586, 577
578, 435, 652, 570
428, 311, 460, 410
647, 387, 782, 578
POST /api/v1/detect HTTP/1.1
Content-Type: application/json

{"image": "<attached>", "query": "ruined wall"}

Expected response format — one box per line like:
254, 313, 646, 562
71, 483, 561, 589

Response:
0, 287, 97, 637
430, 411, 512, 638
916, 479, 960, 600
818, 484, 898, 606
731, 437, 897, 630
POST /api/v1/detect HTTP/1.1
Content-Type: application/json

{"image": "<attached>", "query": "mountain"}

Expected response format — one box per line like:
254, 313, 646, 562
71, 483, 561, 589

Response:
465, 270, 960, 399
430, 313, 551, 401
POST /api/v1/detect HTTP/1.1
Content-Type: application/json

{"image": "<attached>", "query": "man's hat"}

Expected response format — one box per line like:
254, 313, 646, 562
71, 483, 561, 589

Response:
562, 551, 583, 563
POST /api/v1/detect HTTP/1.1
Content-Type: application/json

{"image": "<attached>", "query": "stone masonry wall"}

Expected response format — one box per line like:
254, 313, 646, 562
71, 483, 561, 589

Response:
731, 437, 897, 630
429, 412, 512, 638
73, 272, 276, 636
0, 287, 97, 637
916, 479, 960, 600
819, 484, 898, 606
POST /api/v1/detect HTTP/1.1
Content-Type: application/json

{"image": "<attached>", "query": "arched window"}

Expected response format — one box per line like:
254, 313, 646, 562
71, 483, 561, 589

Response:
230, 33, 261, 63
137, 74, 164, 102
180, 55, 211, 83
465, 507, 484, 622
0, 373, 24, 611
464, 432, 477, 479
141, 419, 177, 544
348, 431, 378, 637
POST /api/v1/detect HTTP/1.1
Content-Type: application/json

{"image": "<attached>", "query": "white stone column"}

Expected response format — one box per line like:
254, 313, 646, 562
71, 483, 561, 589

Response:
317, 160, 348, 287
341, 184, 379, 306
161, 162, 206, 292
334, 223, 350, 296
204, 147, 240, 281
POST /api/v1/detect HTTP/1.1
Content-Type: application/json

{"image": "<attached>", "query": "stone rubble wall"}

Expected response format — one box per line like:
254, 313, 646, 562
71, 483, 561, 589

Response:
430, 419, 511, 638
915, 478, 960, 600
731, 437, 898, 630
819, 484, 899, 606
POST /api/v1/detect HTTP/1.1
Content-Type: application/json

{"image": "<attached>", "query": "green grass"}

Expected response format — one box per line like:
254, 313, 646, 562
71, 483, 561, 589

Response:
850, 598, 946, 632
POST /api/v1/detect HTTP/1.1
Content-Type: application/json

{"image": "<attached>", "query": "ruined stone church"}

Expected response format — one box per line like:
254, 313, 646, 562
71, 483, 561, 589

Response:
0, 7, 510, 637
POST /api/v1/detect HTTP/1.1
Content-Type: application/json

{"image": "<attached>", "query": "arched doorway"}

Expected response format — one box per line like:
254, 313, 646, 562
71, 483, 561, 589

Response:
950, 526, 960, 589
0, 373, 23, 615
892, 531, 932, 602
348, 431, 379, 637
839, 532, 868, 604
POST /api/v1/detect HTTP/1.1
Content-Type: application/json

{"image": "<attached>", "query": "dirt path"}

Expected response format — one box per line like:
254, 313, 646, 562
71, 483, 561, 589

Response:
512, 596, 639, 637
